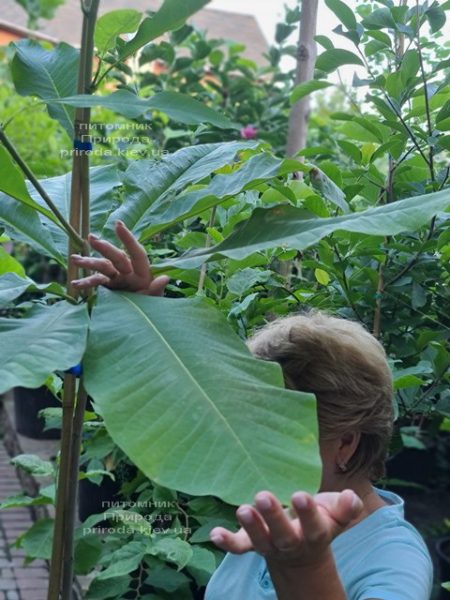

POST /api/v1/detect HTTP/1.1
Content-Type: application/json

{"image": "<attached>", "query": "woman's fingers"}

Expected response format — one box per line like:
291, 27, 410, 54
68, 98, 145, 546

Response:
88, 233, 133, 275
148, 275, 171, 296
209, 526, 253, 554
235, 504, 273, 555
254, 492, 299, 551
72, 272, 111, 289
323, 489, 362, 529
71, 255, 119, 278
115, 221, 151, 279
291, 492, 329, 545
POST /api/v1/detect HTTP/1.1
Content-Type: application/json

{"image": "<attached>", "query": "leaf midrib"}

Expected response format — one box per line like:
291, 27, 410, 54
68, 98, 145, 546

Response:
121, 293, 269, 485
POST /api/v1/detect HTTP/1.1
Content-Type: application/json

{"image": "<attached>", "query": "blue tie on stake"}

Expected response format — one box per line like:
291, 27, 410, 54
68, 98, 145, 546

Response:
73, 140, 93, 152
65, 363, 83, 377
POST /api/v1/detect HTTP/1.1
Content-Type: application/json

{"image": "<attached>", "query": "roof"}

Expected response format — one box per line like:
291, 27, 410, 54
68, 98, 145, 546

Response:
0, 0, 269, 66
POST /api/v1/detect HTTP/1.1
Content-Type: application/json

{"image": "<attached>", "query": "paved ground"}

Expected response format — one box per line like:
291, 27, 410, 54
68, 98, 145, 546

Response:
0, 443, 49, 600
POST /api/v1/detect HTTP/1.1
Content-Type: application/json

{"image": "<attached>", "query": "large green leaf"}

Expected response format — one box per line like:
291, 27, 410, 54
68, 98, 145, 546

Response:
50, 90, 237, 129
28, 165, 121, 256
139, 152, 286, 240
315, 49, 363, 73
0, 146, 64, 228
84, 290, 321, 505
0, 273, 67, 307
160, 187, 450, 269
119, 0, 211, 60
11, 40, 79, 137
21, 518, 54, 560
103, 141, 257, 240
94, 9, 142, 55
324, 0, 358, 31
0, 301, 89, 394
0, 193, 65, 264
290, 81, 332, 104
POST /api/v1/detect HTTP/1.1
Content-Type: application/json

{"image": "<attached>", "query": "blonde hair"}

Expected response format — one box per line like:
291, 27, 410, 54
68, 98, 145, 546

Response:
247, 310, 394, 480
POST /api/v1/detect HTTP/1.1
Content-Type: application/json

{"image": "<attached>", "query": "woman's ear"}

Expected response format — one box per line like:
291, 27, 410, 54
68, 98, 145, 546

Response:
336, 431, 361, 471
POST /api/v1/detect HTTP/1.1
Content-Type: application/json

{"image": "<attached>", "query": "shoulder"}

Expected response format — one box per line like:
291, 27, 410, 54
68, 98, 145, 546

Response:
334, 489, 433, 600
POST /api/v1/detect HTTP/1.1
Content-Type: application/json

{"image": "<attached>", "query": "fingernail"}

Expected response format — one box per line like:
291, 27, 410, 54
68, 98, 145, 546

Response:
237, 508, 253, 523
293, 493, 308, 510
89, 234, 99, 240
210, 533, 224, 544
256, 494, 272, 510
72, 280, 80, 285
117, 220, 124, 226
71, 254, 81, 259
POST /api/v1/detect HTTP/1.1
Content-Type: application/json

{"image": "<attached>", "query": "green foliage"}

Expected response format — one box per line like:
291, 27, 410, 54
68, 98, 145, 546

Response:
13, 0, 65, 29
0, 301, 88, 392
119, 0, 211, 60
94, 10, 142, 56
83, 289, 321, 505
11, 40, 79, 137
52, 90, 237, 128
1, 0, 450, 596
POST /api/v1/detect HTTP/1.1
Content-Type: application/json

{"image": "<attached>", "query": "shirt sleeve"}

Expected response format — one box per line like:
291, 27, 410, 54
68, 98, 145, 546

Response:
355, 542, 433, 600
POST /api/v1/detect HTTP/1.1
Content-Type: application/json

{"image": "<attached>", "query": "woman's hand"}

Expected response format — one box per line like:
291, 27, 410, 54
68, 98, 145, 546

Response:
209, 489, 362, 570
70, 220, 169, 295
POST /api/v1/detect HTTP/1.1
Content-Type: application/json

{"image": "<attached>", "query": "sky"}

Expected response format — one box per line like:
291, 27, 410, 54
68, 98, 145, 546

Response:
209, 0, 363, 81
209, 0, 358, 45
208, 0, 450, 82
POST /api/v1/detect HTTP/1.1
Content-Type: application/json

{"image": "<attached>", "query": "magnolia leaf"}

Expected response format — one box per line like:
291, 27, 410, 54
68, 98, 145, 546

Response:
23, 165, 122, 256
51, 90, 237, 129
290, 81, 332, 104
310, 167, 349, 212
0, 272, 67, 307
0, 147, 60, 225
147, 537, 193, 570
0, 193, 65, 264
84, 290, 321, 506
426, 3, 446, 32
74, 535, 103, 576
139, 152, 286, 240
0, 301, 89, 394
11, 40, 79, 136
94, 9, 142, 55
103, 141, 258, 240
325, 0, 358, 31
10, 454, 55, 477
0, 493, 53, 510
314, 268, 331, 285
315, 49, 363, 73
362, 8, 397, 30
120, 0, 211, 60
95, 540, 147, 580
21, 518, 54, 559
104, 510, 152, 536
161, 187, 450, 269
0, 250, 26, 278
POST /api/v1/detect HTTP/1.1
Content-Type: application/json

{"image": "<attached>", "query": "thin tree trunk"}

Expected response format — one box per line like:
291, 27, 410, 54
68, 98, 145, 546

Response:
47, 1, 99, 598
286, 0, 319, 156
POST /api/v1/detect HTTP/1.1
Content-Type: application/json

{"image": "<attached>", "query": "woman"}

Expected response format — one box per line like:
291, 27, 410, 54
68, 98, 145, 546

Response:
72, 221, 433, 600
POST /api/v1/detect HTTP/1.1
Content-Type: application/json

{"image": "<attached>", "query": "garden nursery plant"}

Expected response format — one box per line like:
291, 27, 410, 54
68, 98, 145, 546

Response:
0, 0, 450, 598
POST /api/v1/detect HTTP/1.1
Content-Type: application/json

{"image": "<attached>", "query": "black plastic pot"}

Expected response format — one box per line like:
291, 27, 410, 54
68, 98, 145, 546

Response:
14, 386, 61, 439
385, 446, 437, 489
436, 537, 450, 600
78, 473, 122, 525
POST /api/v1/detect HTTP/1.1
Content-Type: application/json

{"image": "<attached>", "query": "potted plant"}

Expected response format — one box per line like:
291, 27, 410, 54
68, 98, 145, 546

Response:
0, 0, 449, 597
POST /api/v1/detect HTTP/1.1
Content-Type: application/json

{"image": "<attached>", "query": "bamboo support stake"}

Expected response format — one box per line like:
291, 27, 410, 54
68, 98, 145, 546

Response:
47, 1, 100, 598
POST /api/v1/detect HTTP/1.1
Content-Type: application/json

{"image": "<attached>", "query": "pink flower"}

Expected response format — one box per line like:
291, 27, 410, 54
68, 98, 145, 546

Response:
240, 125, 258, 140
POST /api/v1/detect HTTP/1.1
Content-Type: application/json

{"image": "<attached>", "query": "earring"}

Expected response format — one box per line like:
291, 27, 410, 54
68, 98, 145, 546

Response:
339, 462, 348, 473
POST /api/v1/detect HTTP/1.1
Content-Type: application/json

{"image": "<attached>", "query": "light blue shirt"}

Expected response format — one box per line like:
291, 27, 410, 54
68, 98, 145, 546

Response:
205, 488, 433, 600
